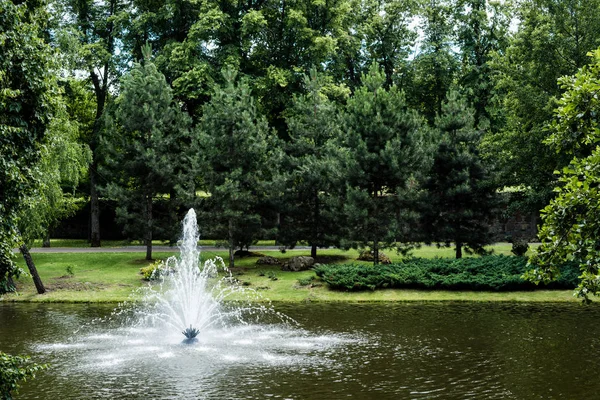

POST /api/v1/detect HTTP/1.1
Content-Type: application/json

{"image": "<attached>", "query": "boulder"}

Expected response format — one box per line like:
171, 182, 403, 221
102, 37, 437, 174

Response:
281, 256, 315, 272
256, 256, 281, 266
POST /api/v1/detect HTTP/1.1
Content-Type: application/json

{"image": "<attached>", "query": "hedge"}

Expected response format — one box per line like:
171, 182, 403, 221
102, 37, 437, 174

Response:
313, 256, 580, 291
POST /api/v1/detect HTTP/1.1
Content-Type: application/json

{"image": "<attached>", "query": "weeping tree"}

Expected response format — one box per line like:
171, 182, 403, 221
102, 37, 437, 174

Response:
101, 43, 193, 261
17, 98, 91, 294
197, 67, 282, 268
342, 63, 430, 264
0, 0, 59, 293
421, 90, 498, 258
278, 68, 346, 258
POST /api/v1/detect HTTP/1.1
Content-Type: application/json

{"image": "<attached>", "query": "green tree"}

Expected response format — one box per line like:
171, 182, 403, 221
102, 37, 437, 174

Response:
407, 0, 458, 124
342, 63, 429, 264
54, 0, 128, 247
0, 351, 48, 400
361, 0, 418, 87
455, 0, 510, 127
0, 0, 58, 293
421, 90, 498, 258
17, 95, 91, 294
197, 67, 282, 268
484, 0, 600, 212
279, 68, 346, 258
101, 44, 193, 261
527, 49, 600, 303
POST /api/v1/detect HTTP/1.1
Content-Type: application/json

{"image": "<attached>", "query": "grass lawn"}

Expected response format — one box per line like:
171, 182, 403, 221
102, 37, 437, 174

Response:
2, 243, 572, 304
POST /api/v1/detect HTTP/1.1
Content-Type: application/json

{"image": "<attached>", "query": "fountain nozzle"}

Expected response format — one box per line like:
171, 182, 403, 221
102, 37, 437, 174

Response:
182, 325, 200, 342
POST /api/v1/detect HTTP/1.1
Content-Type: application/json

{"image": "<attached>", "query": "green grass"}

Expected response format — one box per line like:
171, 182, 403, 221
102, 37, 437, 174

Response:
3, 243, 563, 303
30, 239, 279, 248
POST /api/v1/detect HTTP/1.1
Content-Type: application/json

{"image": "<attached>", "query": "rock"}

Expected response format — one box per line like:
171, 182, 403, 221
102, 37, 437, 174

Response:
281, 256, 315, 272
256, 256, 281, 265
357, 250, 392, 264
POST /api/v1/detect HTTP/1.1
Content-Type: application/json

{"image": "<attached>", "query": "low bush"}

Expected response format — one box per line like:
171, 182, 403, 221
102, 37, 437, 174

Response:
313, 256, 580, 292
140, 260, 170, 281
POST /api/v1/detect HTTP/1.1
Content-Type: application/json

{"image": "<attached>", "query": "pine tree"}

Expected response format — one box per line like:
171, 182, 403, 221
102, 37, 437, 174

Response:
342, 63, 429, 264
101, 43, 193, 260
421, 90, 497, 258
278, 68, 346, 258
197, 67, 282, 268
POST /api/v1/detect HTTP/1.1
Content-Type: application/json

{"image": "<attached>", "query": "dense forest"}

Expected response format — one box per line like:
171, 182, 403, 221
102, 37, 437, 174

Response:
3, 0, 600, 295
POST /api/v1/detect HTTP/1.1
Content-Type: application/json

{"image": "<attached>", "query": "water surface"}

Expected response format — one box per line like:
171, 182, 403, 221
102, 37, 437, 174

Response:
1, 302, 599, 399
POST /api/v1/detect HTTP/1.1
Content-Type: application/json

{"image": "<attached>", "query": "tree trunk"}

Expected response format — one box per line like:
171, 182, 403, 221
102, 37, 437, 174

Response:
373, 240, 379, 266
145, 194, 153, 261
169, 188, 177, 246
311, 189, 319, 259
6, 276, 16, 292
42, 232, 50, 248
228, 219, 235, 268
455, 242, 463, 259
90, 165, 101, 247
19, 244, 45, 294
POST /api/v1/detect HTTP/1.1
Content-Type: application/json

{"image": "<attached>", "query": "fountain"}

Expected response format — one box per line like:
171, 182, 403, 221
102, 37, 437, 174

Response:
131, 208, 287, 342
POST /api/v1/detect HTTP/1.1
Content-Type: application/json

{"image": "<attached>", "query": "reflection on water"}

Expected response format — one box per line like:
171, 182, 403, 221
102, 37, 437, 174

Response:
2, 302, 600, 399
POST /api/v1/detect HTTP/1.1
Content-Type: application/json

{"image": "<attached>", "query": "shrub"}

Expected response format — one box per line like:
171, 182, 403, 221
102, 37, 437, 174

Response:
297, 276, 316, 286
511, 240, 530, 257
140, 260, 169, 281
313, 256, 580, 292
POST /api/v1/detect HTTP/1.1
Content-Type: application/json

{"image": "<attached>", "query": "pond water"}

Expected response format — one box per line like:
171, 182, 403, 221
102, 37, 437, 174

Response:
1, 302, 600, 399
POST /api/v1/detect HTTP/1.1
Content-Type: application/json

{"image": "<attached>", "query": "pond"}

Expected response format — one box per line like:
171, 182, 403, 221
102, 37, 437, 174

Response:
1, 302, 600, 399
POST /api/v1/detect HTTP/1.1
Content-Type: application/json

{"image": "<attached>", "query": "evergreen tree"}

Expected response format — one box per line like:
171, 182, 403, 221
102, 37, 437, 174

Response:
421, 90, 497, 258
342, 63, 429, 264
101, 44, 193, 261
279, 68, 346, 258
197, 67, 282, 268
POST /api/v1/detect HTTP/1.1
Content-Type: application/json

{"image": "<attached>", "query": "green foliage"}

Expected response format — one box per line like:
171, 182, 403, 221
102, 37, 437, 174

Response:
101, 44, 194, 259
528, 49, 600, 303
0, 0, 59, 291
278, 68, 346, 255
341, 63, 430, 264
0, 351, 48, 400
139, 260, 168, 281
196, 67, 282, 267
297, 276, 316, 286
511, 240, 529, 257
266, 271, 279, 281
421, 90, 498, 258
65, 265, 75, 276
314, 256, 580, 292
406, 0, 457, 123
484, 0, 600, 212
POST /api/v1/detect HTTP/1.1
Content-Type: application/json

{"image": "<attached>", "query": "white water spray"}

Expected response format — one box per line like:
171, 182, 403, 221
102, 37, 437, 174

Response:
136, 209, 278, 340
